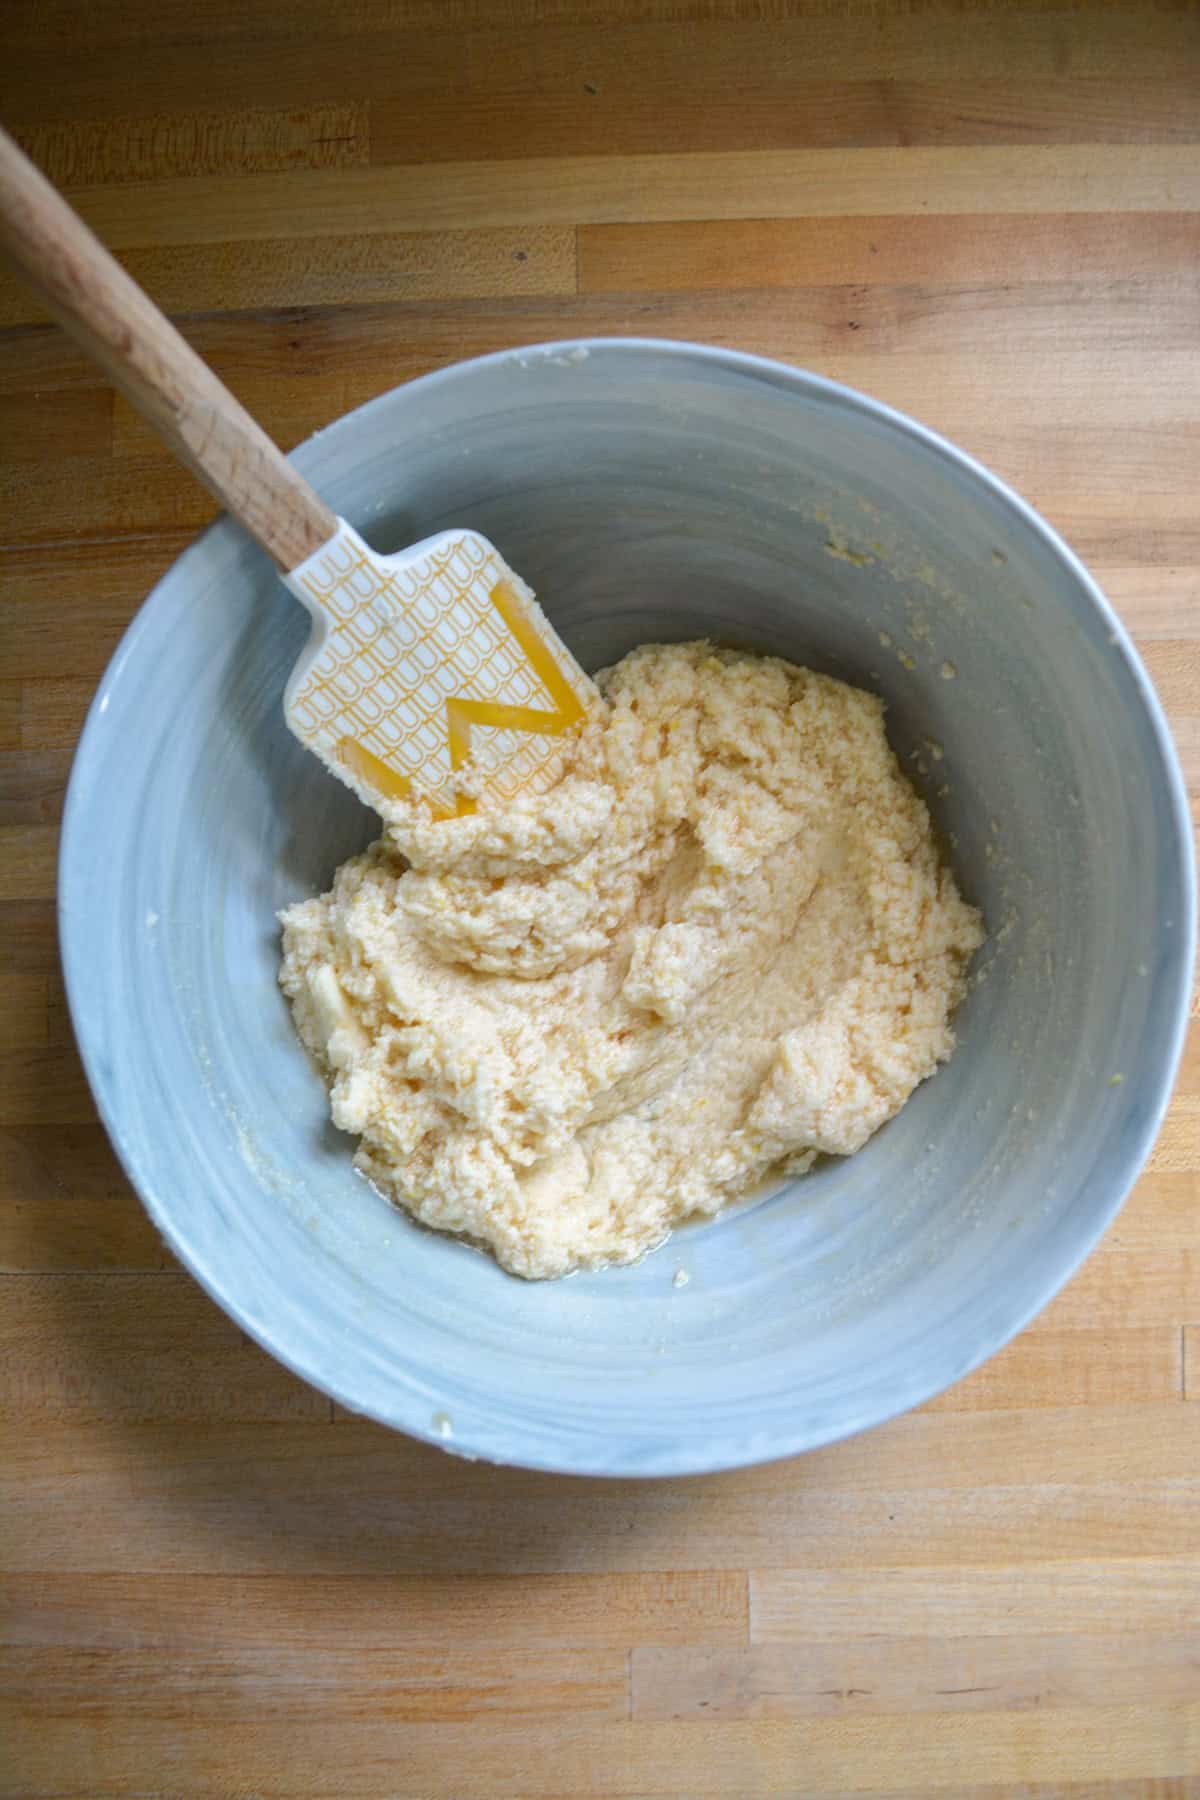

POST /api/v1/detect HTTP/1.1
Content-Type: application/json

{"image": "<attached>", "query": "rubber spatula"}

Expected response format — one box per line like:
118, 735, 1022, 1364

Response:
0, 126, 597, 820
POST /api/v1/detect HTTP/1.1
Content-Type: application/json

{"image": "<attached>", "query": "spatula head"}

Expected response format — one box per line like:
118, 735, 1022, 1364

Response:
283, 520, 597, 819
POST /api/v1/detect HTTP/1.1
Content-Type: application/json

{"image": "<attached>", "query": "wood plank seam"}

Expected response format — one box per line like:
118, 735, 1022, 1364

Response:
48, 146, 1200, 251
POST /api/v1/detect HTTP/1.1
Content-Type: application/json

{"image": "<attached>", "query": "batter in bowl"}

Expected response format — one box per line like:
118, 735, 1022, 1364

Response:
280, 642, 984, 1278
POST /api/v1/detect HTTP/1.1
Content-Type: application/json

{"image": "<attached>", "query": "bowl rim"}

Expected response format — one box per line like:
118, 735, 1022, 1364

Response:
59, 336, 1197, 1476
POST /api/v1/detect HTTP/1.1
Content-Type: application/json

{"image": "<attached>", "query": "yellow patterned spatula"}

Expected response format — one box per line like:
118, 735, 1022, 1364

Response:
0, 127, 597, 820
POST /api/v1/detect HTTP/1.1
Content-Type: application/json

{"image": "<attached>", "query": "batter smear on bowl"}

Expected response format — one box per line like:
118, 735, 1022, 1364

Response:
280, 642, 984, 1278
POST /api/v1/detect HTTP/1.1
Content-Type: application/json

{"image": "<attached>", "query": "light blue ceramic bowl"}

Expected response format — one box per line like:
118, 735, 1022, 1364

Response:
60, 341, 1194, 1475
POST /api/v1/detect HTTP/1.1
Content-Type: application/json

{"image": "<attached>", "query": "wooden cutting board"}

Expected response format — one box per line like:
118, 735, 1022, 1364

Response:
1, 2, 1197, 1794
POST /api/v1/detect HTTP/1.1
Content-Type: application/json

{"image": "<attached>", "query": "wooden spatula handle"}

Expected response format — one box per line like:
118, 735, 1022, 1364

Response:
0, 125, 337, 573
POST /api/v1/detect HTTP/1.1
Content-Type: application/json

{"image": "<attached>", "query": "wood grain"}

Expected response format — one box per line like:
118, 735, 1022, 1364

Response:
5, 281, 1198, 398
0, 1124, 167, 1271
2, 1, 1198, 1795
6, 7, 1200, 140
0, 1274, 334, 1422
2, 1706, 1198, 1796
631, 1630, 1200, 1719
7, 1411, 1200, 1580
580, 212, 1200, 293
2, 1568, 748, 1652
53, 146, 1200, 250
17, 104, 370, 186
0, 823, 58, 900
751, 1561, 1200, 1642
0, 226, 578, 328
3, 537, 186, 681
17, 678, 99, 750
0, 684, 23, 751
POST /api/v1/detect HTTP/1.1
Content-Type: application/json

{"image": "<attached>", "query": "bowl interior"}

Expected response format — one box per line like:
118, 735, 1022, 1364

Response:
60, 341, 1193, 1473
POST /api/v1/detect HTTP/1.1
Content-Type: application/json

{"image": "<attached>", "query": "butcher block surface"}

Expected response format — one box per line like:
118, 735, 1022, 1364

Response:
1, 2, 1198, 1794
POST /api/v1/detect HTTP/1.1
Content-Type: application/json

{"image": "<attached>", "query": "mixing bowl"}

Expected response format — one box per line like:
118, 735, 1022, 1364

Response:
60, 340, 1194, 1475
